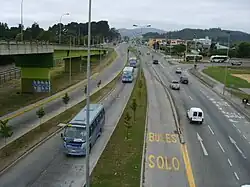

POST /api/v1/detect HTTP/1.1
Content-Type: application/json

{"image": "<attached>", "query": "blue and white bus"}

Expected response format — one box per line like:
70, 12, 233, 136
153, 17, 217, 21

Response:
129, 57, 137, 68
122, 66, 134, 83
61, 104, 105, 156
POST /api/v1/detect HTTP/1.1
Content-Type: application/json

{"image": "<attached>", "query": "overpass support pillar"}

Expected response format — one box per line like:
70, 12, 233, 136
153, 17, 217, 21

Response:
64, 57, 82, 73
14, 53, 54, 94
21, 67, 51, 93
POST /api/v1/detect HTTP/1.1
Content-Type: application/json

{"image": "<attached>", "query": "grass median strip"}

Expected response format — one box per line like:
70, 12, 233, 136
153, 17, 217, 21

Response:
0, 70, 122, 173
0, 49, 117, 117
90, 68, 147, 187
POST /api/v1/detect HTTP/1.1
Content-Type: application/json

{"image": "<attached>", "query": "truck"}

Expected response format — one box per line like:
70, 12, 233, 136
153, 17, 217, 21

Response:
122, 66, 134, 83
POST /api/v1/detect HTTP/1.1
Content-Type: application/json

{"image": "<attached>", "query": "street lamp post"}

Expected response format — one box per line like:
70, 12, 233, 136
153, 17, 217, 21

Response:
223, 33, 230, 95
59, 13, 70, 44
194, 34, 197, 66
133, 24, 151, 46
69, 36, 72, 85
20, 0, 24, 41
85, 0, 92, 186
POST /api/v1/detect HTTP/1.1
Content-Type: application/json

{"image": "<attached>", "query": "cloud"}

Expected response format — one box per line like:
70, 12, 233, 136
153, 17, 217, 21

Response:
1, 0, 250, 32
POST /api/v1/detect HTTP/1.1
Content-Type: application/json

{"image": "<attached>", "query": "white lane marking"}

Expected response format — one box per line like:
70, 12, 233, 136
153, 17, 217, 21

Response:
208, 125, 215, 135
243, 135, 247, 139
234, 172, 239, 180
229, 119, 239, 123
232, 123, 236, 127
237, 128, 241, 133
159, 62, 165, 69
227, 158, 232, 167
229, 136, 247, 159
217, 141, 225, 153
197, 132, 208, 156
189, 96, 193, 100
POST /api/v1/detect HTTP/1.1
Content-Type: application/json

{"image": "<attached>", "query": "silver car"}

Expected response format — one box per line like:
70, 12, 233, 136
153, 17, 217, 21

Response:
175, 67, 182, 74
170, 80, 180, 90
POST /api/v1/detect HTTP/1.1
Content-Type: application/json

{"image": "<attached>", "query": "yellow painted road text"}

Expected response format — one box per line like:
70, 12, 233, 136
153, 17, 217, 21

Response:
148, 154, 180, 171
148, 132, 178, 143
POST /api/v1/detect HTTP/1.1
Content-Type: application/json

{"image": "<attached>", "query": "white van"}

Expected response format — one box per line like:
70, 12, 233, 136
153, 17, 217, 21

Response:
187, 107, 204, 124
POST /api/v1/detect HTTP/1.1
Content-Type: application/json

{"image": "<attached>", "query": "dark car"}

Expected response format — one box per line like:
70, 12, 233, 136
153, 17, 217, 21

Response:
180, 76, 189, 84
153, 59, 159, 64
231, 61, 242, 66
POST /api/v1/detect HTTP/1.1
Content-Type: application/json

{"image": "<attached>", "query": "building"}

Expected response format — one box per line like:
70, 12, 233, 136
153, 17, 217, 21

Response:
215, 43, 229, 50
148, 38, 186, 47
169, 39, 186, 46
193, 36, 212, 49
148, 38, 166, 47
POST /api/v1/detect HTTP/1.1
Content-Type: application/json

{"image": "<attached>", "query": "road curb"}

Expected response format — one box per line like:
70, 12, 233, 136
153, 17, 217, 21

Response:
140, 69, 148, 187
80, 64, 139, 187
151, 66, 185, 144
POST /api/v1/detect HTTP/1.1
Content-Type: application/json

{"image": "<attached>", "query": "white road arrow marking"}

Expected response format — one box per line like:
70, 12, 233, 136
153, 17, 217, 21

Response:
229, 136, 247, 159
197, 132, 208, 156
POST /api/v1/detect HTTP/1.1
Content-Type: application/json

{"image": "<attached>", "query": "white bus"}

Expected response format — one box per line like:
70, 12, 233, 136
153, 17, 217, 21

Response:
185, 55, 203, 62
61, 103, 105, 156
210, 55, 229, 63
122, 66, 134, 83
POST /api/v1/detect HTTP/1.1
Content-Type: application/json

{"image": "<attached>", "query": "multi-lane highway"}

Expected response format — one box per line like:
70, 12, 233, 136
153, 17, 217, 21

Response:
145, 49, 250, 187
0, 44, 128, 148
0, 63, 137, 187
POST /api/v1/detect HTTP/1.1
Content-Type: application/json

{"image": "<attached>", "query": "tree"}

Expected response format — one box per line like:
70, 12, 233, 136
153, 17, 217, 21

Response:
130, 98, 137, 124
173, 44, 186, 55
0, 21, 121, 44
124, 112, 132, 140
62, 93, 70, 110
36, 107, 45, 125
0, 120, 13, 145
237, 42, 250, 58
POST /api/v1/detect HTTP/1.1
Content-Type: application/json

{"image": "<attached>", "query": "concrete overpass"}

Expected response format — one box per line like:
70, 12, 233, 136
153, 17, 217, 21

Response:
0, 41, 108, 93
0, 41, 106, 55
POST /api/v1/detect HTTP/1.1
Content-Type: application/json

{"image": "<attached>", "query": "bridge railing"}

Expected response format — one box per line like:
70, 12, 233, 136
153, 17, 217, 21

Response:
0, 41, 108, 55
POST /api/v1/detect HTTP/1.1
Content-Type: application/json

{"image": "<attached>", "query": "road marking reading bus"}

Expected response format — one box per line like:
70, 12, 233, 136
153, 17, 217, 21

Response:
148, 154, 180, 171
148, 132, 178, 143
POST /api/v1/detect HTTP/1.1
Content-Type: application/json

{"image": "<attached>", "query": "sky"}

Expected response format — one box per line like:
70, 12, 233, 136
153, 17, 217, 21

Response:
1, 0, 250, 33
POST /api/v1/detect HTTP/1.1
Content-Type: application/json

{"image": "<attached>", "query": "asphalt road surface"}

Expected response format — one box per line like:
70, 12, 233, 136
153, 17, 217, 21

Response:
0, 44, 129, 148
140, 49, 190, 187
0, 69, 137, 187
150, 50, 250, 187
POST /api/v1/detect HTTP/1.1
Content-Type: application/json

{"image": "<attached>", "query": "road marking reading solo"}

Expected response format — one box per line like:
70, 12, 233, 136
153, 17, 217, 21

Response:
148, 132, 178, 143
148, 154, 180, 171
217, 141, 225, 153
208, 125, 215, 135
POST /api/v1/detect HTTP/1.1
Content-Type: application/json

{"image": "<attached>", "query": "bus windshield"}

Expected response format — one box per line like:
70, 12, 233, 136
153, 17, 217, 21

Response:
64, 126, 87, 140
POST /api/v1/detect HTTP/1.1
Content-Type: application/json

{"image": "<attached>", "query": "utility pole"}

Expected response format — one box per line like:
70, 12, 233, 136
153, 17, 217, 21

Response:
69, 36, 72, 85
20, 0, 24, 41
85, 0, 92, 186
223, 33, 230, 95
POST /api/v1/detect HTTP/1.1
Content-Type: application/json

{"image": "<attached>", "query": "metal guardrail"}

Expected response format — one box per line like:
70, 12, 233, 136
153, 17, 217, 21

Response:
0, 67, 21, 84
